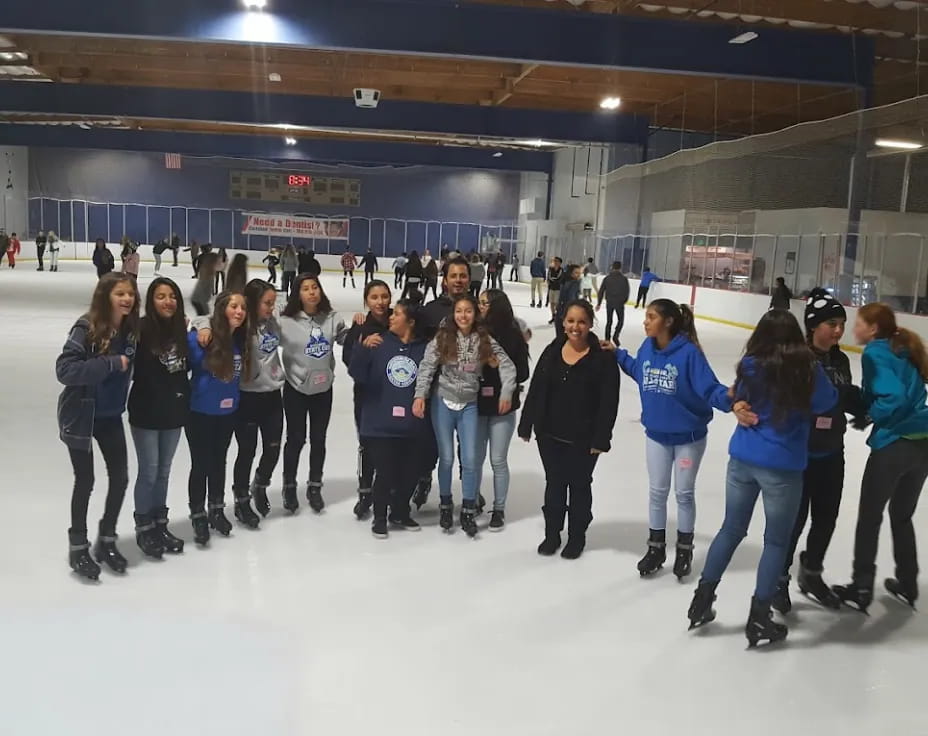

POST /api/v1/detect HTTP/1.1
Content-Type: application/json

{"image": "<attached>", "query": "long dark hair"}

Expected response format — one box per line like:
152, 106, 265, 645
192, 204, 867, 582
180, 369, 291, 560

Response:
649, 299, 701, 350
226, 253, 249, 294
435, 293, 491, 364
394, 297, 424, 340
206, 291, 250, 382
364, 279, 391, 302
86, 272, 140, 353
244, 278, 276, 341
141, 277, 188, 359
282, 273, 332, 317
737, 310, 816, 424
858, 303, 928, 381
482, 288, 524, 350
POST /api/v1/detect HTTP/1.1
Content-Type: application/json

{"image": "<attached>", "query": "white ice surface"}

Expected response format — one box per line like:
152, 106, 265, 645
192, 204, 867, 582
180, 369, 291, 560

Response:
0, 261, 926, 736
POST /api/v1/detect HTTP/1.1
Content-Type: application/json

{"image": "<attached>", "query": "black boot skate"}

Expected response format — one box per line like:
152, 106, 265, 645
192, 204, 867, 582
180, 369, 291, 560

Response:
460, 501, 478, 539
250, 480, 271, 517
154, 507, 185, 553
233, 490, 261, 529
282, 483, 299, 513
797, 554, 840, 609
561, 532, 586, 560
745, 597, 788, 648
439, 500, 454, 532
93, 531, 128, 574
884, 578, 918, 609
688, 580, 718, 630
412, 476, 432, 510
306, 482, 325, 513
771, 575, 792, 614
372, 517, 388, 539
637, 529, 666, 576
134, 513, 164, 560
537, 532, 561, 556
833, 578, 874, 614
673, 531, 694, 580
353, 490, 373, 520
68, 533, 101, 580
190, 511, 210, 546
476, 493, 486, 517
207, 504, 232, 536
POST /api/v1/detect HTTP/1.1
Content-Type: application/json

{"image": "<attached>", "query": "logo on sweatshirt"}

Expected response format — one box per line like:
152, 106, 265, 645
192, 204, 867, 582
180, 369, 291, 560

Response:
641, 360, 678, 395
258, 332, 280, 354
233, 354, 243, 379
386, 355, 418, 388
304, 326, 331, 359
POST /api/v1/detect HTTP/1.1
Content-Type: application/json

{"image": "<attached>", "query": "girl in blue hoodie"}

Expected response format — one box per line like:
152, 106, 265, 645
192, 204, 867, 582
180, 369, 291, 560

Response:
185, 291, 249, 546
612, 300, 732, 580
687, 310, 837, 648
833, 303, 928, 612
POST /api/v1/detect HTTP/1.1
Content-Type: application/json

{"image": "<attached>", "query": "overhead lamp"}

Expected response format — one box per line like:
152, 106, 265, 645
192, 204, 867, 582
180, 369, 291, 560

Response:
517, 139, 556, 147
599, 96, 622, 110
875, 138, 923, 150
729, 31, 758, 45
78, 122, 91, 130
242, 0, 267, 9
492, 152, 503, 158
284, 136, 297, 146
268, 72, 281, 82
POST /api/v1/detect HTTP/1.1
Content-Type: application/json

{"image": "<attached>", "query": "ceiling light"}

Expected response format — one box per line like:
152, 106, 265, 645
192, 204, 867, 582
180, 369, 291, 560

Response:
729, 31, 759, 44
599, 96, 622, 110
78, 123, 91, 130
875, 139, 923, 150
275, 123, 292, 130
284, 136, 297, 146
517, 139, 557, 148
268, 72, 281, 82
242, 0, 267, 9
492, 152, 503, 158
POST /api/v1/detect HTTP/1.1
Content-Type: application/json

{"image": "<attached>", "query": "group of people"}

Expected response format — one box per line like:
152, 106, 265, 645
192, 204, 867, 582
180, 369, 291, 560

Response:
0, 228, 21, 268
0, 229, 60, 271
55, 249, 928, 651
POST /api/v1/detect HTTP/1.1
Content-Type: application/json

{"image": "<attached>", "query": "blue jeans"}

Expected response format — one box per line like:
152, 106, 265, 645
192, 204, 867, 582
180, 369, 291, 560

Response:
645, 436, 706, 534
700, 458, 803, 602
475, 413, 517, 511
130, 426, 182, 516
431, 399, 478, 503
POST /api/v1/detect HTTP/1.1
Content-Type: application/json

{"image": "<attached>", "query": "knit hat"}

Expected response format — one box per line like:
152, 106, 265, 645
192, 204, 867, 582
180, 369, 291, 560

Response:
804, 288, 846, 330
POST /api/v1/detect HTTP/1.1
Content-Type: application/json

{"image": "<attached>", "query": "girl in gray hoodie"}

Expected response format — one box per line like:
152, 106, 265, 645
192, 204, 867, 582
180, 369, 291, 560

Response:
279, 273, 349, 513
413, 293, 516, 537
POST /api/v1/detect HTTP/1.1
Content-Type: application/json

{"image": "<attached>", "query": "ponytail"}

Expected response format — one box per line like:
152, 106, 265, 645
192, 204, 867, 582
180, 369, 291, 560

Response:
858, 302, 928, 382
648, 299, 701, 350
677, 304, 701, 350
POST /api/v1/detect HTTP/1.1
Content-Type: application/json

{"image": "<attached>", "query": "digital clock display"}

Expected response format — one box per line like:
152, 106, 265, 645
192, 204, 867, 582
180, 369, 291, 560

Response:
288, 174, 313, 187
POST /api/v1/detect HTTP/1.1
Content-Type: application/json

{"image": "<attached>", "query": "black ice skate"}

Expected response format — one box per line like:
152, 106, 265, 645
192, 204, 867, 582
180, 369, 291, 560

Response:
353, 491, 373, 520
797, 555, 840, 610
134, 513, 165, 560
832, 580, 873, 614
638, 529, 666, 577
190, 512, 210, 546
745, 597, 788, 648
439, 500, 454, 532
460, 502, 478, 538
884, 578, 918, 609
771, 575, 792, 614
282, 483, 299, 513
154, 507, 185, 553
68, 538, 101, 581
372, 517, 388, 539
389, 514, 421, 532
208, 505, 232, 536
233, 490, 261, 529
673, 532, 694, 580
412, 476, 432, 510
306, 482, 325, 513
93, 533, 128, 574
476, 493, 487, 517
250, 480, 271, 517
687, 580, 718, 630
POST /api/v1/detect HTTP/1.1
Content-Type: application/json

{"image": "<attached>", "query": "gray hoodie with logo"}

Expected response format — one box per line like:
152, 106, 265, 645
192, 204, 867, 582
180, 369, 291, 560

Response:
280, 310, 349, 396
191, 315, 285, 394
415, 331, 516, 404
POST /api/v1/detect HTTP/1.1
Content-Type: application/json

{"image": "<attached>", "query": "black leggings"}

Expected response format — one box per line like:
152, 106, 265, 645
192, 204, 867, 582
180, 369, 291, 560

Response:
635, 286, 649, 308
282, 384, 333, 485
233, 390, 283, 493
853, 438, 928, 585
68, 416, 128, 539
267, 266, 277, 284
537, 435, 598, 537
783, 452, 844, 575
423, 279, 438, 301
185, 412, 236, 512
282, 270, 296, 295
603, 301, 625, 342
354, 398, 375, 491
367, 437, 420, 520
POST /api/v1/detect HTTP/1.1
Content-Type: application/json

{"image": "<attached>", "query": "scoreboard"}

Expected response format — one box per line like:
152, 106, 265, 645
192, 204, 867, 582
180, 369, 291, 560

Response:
230, 170, 361, 206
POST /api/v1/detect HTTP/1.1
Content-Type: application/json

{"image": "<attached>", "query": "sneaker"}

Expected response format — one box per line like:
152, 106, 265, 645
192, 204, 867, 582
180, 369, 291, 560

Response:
389, 515, 421, 532
488, 510, 505, 532
372, 517, 388, 539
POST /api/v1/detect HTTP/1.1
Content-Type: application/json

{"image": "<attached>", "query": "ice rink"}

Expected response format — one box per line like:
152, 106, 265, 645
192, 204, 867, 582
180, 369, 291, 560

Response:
1, 260, 926, 736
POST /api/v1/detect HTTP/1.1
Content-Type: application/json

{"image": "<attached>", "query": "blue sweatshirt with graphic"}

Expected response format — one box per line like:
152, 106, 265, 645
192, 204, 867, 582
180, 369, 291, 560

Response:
187, 330, 242, 415
617, 334, 731, 445
861, 338, 928, 450
641, 271, 661, 288
348, 332, 428, 438
728, 356, 838, 471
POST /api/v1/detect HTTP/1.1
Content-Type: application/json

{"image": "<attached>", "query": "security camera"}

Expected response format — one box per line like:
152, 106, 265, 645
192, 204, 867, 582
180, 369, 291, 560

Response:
354, 88, 381, 109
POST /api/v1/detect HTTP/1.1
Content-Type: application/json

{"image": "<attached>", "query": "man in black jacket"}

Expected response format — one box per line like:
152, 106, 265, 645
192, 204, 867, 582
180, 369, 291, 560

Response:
596, 261, 631, 342
554, 264, 582, 337
421, 257, 471, 338
770, 277, 793, 310
359, 249, 378, 286
35, 231, 47, 271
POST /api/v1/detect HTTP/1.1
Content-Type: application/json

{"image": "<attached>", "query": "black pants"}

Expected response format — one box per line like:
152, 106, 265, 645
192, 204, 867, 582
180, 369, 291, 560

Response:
366, 270, 377, 287
367, 437, 420, 521
214, 270, 225, 294
172, 248, 179, 267
423, 278, 438, 301
36, 244, 45, 270
510, 266, 519, 281
233, 390, 283, 493
635, 286, 649, 308
185, 412, 236, 512
282, 270, 295, 294
67, 416, 128, 538
192, 255, 200, 277
603, 301, 625, 342
853, 438, 928, 585
783, 452, 844, 575
282, 384, 333, 485
343, 269, 355, 287
469, 280, 482, 298
267, 266, 277, 284
537, 435, 598, 537
394, 269, 404, 289
402, 278, 421, 299
353, 399, 375, 491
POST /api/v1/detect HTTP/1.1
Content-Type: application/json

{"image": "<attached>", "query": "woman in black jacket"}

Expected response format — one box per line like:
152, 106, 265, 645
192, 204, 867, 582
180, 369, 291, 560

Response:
519, 300, 620, 559
341, 279, 393, 519
476, 289, 530, 531
128, 278, 191, 558
402, 251, 424, 299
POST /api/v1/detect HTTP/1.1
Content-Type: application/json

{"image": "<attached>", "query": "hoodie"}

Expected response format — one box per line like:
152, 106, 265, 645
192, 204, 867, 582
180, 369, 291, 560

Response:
191, 314, 285, 393
617, 334, 731, 445
415, 331, 517, 405
728, 356, 838, 471
128, 330, 190, 430
349, 332, 429, 438
861, 338, 928, 450
187, 330, 242, 415
279, 310, 349, 396
641, 271, 661, 289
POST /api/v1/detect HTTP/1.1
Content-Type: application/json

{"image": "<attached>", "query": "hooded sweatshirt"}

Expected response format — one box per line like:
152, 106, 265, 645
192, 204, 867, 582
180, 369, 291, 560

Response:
728, 356, 838, 471
187, 331, 242, 415
349, 331, 429, 438
617, 334, 731, 445
279, 310, 349, 396
861, 338, 928, 450
191, 314, 284, 394
415, 331, 517, 405
128, 328, 190, 430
